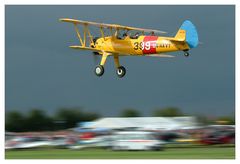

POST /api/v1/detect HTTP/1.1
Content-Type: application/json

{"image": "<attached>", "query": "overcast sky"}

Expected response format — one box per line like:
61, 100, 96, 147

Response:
5, 5, 235, 117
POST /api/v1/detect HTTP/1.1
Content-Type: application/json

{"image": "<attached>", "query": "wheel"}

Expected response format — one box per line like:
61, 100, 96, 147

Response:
95, 65, 104, 76
116, 66, 126, 78
184, 51, 190, 57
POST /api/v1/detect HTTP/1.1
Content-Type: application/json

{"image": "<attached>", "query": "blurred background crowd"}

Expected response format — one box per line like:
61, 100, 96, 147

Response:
5, 107, 235, 151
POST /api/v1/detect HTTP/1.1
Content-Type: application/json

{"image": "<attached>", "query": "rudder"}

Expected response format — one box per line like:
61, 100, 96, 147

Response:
177, 20, 199, 49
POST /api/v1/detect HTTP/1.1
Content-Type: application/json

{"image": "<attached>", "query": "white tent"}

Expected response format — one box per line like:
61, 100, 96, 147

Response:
82, 117, 198, 130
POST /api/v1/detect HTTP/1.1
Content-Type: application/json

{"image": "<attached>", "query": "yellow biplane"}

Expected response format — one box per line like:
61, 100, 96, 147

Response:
60, 18, 199, 78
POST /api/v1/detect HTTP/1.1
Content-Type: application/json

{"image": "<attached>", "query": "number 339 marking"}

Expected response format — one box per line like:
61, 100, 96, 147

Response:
134, 42, 151, 50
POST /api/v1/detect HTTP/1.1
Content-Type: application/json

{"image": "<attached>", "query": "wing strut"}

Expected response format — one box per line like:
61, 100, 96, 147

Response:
74, 23, 84, 46
72, 23, 94, 47
100, 27, 105, 39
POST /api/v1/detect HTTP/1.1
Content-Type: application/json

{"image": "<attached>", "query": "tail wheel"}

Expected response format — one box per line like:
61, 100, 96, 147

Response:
95, 65, 104, 76
184, 51, 190, 57
116, 66, 126, 78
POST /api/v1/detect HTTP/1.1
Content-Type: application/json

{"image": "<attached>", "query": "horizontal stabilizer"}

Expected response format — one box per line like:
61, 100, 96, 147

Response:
146, 54, 175, 58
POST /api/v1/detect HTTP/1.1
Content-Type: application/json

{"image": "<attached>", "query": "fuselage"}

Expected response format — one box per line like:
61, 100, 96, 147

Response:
94, 35, 190, 55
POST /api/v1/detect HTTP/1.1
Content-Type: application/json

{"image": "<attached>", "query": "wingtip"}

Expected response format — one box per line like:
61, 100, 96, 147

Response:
69, 45, 78, 49
59, 18, 71, 22
59, 18, 65, 22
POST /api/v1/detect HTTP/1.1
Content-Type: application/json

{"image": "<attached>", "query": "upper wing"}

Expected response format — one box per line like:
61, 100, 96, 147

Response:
59, 18, 167, 34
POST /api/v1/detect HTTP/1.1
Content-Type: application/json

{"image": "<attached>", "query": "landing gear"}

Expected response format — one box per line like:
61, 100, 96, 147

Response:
94, 52, 108, 77
116, 66, 126, 78
94, 53, 127, 78
184, 51, 190, 57
95, 65, 104, 76
114, 55, 126, 78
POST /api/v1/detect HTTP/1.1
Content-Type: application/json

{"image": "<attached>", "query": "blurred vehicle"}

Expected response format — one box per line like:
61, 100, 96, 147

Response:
111, 131, 165, 151
5, 136, 51, 149
156, 131, 181, 143
50, 136, 68, 147
200, 130, 235, 145
68, 135, 113, 150
5, 132, 16, 141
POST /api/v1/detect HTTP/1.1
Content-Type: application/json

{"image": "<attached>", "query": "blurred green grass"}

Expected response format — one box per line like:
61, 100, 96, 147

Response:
5, 145, 235, 159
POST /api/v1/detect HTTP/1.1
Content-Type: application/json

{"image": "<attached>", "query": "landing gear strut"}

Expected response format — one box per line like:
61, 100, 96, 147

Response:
94, 53, 108, 77
114, 55, 126, 78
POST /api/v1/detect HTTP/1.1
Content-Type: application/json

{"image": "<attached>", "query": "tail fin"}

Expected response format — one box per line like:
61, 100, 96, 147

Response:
175, 20, 199, 49
175, 29, 186, 41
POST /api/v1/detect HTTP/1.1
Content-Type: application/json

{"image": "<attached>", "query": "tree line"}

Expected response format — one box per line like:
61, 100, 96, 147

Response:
5, 107, 99, 132
5, 107, 235, 132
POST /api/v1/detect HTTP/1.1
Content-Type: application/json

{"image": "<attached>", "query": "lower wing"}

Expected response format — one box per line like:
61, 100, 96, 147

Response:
69, 45, 122, 55
69, 45, 175, 58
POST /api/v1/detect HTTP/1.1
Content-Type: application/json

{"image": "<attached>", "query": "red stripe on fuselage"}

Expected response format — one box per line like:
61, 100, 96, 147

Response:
142, 36, 158, 54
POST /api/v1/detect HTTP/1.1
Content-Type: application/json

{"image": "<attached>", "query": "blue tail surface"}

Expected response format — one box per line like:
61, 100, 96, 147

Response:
180, 20, 199, 49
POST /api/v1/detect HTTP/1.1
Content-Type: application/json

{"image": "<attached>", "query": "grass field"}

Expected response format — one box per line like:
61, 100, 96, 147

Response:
5, 145, 235, 159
